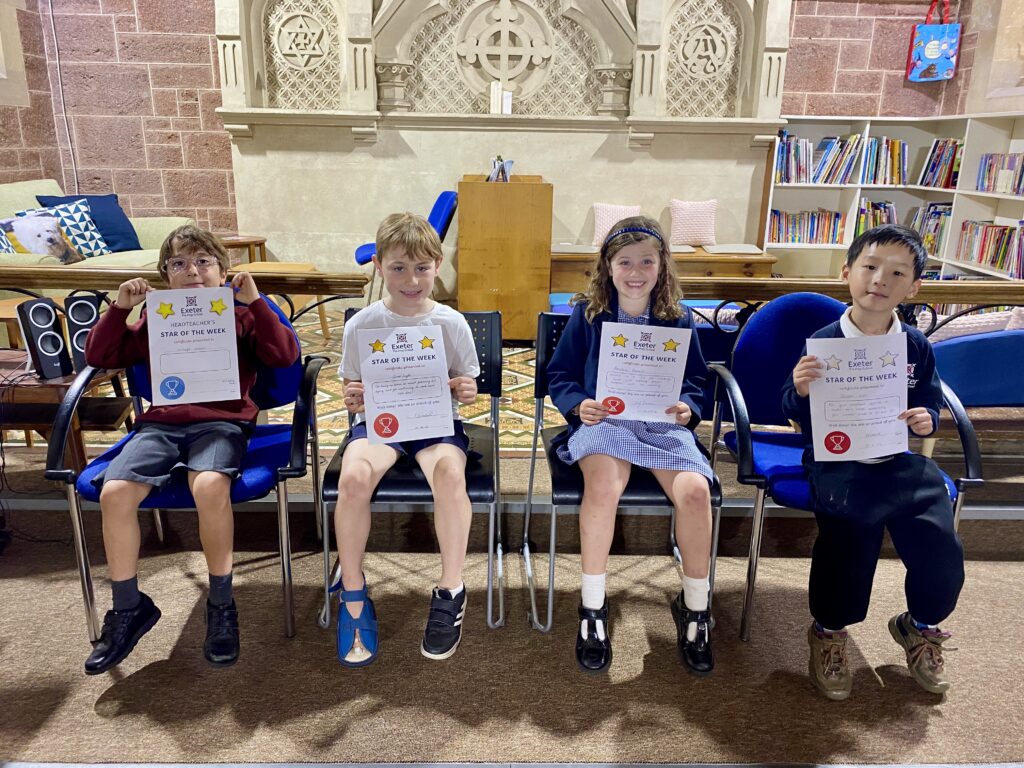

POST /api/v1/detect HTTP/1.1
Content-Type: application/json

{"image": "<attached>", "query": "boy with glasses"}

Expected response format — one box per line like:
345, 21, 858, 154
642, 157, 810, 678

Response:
82, 225, 299, 674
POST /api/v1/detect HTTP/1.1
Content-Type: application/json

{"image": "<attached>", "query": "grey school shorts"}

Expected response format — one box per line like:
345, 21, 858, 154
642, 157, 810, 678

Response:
94, 421, 251, 490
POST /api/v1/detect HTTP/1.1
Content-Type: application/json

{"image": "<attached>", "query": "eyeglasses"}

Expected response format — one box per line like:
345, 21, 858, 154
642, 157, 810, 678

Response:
165, 255, 220, 273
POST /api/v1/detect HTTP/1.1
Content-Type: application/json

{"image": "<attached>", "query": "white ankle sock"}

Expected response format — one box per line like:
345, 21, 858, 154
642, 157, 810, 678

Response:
581, 572, 607, 642
681, 575, 710, 642
444, 582, 464, 597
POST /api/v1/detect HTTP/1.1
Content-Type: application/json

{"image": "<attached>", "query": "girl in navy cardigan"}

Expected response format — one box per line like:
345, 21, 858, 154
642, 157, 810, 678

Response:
547, 216, 715, 675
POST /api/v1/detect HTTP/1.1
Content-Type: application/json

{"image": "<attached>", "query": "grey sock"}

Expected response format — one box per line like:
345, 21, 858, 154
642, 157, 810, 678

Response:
112, 576, 141, 612
209, 572, 233, 607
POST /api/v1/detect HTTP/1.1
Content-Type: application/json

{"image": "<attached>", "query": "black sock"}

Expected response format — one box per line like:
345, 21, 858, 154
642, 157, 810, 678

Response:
112, 576, 141, 612
209, 572, 233, 607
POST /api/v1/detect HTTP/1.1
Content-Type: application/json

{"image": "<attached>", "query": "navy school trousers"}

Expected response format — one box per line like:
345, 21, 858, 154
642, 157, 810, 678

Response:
805, 452, 965, 629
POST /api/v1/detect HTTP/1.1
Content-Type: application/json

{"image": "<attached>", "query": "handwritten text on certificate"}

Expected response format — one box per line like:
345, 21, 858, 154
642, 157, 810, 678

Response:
595, 322, 691, 422
807, 333, 908, 461
357, 325, 453, 444
146, 287, 239, 406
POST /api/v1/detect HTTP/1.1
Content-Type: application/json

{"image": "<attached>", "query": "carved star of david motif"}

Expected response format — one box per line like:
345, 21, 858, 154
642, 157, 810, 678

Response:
277, 14, 327, 70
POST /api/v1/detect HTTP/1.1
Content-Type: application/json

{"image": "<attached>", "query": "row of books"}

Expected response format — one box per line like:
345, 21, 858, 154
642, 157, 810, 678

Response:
854, 198, 898, 236
953, 219, 1024, 278
774, 131, 861, 184
909, 202, 952, 256
768, 208, 847, 245
860, 137, 909, 185
975, 153, 1024, 196
918, 138, 962, 189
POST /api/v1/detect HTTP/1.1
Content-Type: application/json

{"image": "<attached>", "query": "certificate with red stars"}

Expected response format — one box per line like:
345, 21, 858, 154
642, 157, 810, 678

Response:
357, 324, 453, 444
595, 321, 691, 423
145, 287, 239, 406
807, 333, 908, 461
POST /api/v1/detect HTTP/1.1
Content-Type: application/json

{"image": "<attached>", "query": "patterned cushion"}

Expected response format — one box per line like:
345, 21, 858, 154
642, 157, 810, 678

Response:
17, 198, 111, 258
0, 228, 15, 254
0, 212, 82, 263
592, 202, 641, 245
926, 310, 1010, 342
670, 198, 717, 246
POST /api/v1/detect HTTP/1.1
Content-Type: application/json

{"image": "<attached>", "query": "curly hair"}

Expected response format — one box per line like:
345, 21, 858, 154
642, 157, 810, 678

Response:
574, 215, 681, 323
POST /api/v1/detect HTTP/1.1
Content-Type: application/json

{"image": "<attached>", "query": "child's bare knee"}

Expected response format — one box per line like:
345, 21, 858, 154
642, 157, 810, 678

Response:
192, 471, 230, 498
100, 480, 142, 509
432, 457, 466, 492
338, 462, 375, 503
677, 474, 711, 509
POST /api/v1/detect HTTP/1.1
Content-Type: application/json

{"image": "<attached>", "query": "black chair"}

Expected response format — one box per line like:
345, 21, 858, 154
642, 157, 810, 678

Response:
318, 310, 505, 629
523, 312, 724, 632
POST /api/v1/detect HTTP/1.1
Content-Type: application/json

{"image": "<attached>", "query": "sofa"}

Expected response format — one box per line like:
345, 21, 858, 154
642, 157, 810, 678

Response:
0, 178, 192, 269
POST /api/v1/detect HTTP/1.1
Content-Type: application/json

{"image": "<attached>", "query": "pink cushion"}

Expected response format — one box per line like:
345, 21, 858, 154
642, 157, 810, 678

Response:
1006, 306, 1024, 331
593, 203, 641, 246
670, 199, 717, 246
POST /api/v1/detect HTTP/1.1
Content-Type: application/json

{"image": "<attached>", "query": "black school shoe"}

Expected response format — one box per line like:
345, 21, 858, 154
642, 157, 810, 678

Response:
576, 599, 612, 673
421, 587, 466, 660
671, 592, 714, 675
204, 599, 240, 667
84, 592, 161, 675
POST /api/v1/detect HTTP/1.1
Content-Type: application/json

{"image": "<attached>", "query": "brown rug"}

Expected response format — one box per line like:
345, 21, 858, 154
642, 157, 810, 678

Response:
1, 540, 1022, 764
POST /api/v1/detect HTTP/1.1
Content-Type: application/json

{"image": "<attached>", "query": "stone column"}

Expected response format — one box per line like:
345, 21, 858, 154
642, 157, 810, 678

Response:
375, 60, 415, 113
594, 64, 633, 117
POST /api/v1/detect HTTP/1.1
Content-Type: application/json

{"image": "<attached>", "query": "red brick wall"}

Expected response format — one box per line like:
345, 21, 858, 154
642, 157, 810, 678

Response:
0, 4, 61, 186
1, 0, 236, 231
782, 0, 974, 117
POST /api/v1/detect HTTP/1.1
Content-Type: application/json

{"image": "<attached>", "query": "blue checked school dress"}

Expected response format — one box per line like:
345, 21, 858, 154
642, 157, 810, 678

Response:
556, 304, 714, 481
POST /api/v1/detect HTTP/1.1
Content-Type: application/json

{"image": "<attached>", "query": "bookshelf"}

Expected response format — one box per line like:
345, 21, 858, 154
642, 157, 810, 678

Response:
765, 113, 1024, 281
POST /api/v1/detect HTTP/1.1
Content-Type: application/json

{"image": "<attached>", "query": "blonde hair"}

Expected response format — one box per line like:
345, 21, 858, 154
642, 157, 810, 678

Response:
574, 215, 681, 322
375, 212, 442, 264
158, 225, 230, 277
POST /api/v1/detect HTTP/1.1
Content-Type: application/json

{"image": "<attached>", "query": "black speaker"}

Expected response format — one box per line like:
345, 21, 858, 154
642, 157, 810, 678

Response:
16, 298, 73, 379
64, 293, 103, 372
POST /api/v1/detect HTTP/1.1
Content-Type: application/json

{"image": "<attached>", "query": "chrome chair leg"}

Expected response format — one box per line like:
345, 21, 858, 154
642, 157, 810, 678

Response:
952, 490, 965, 531
487, 500, 505, 629
319, 557, 341, 629
525, 504, 557, 633
276, 481, 295, 638
740, 486, 768, 642
151, 508, 165, 545
708, 499, 722, 613
67, 487, 100, 642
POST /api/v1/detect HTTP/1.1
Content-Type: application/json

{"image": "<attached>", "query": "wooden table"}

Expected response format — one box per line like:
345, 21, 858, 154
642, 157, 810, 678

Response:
551, 248, 777, 293
234, 261, 333, 339
217, 234, 267, 263
0, 349, 132, 474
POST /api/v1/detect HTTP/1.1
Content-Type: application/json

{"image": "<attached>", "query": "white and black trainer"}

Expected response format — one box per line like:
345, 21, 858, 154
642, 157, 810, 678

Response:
420, 586, 466, 660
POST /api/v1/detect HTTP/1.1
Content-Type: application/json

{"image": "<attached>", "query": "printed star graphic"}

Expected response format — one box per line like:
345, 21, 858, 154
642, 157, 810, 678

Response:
209, 298, 227, 316
663, 338, 680, 352
612, 334, 628, 347
825, 354, 842, 371
419, 336, 435, 349
879, 351, 898, 367
156, 302, 174, 319
369, 339, 386, 353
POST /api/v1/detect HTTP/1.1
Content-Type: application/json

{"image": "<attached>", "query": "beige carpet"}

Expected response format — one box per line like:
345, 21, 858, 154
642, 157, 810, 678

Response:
1, 540, 1022, 764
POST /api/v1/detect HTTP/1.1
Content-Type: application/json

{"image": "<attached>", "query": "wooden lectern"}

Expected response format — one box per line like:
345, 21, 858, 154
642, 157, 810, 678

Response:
456, 174, 553, 341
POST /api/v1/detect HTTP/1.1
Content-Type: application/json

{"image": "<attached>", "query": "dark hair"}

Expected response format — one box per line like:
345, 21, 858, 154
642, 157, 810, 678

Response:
158, 225, 230, 276
846, 224, 928, 279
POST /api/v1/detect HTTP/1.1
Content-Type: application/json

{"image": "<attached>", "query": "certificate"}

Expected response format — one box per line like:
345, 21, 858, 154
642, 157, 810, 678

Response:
807, 333, 909, 461
595, 321, 691, 423
357, 325, 454, 444
145, 287, 240, 406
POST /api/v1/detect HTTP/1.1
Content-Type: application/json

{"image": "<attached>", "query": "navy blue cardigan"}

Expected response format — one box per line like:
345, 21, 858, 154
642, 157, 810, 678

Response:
547, 297, 708, 441
781, 319, 943, 450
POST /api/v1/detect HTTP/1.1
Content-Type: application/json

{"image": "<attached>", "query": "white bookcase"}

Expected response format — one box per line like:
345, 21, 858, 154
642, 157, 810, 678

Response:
765, 113, 1024, 279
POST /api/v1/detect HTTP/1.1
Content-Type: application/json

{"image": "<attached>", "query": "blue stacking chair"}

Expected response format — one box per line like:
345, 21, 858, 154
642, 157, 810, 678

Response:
45, 297, 327, 642
523, 312, 724, 632
355, 191, 458, 303
708, 292, 984, 640
318, 309, 505, 630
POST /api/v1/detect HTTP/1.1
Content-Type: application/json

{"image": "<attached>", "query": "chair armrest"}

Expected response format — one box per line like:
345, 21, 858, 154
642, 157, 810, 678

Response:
44, 366, 103, 485
279, 355, 328, 480
939, 379, 984, 491
129, 216, 194, 250
706, 362, 764, 488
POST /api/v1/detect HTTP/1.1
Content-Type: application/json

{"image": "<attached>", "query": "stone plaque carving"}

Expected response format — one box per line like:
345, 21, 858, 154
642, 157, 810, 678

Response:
665, 0, 741, 117
263, 0, 343, 109
455, 0, 553, 96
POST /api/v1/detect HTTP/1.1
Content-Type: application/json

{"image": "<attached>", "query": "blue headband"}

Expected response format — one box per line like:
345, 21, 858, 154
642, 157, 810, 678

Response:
604, 226, 663, 245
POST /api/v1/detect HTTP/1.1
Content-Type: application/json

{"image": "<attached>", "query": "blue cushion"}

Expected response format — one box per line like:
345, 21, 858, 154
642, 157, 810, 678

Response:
427, 191, 458, 241
549, 292, 574, 314
355, 242, 376, 266
77, 424, 293, 507
36, 193, 141, 253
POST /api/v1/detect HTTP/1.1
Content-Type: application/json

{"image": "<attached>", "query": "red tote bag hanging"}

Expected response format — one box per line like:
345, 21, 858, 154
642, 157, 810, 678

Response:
906, 0, 961, 82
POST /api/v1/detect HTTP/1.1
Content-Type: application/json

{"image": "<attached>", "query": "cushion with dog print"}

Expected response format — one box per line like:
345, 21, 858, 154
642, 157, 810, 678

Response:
17, 197, 111, 258
0, 213, 85, 264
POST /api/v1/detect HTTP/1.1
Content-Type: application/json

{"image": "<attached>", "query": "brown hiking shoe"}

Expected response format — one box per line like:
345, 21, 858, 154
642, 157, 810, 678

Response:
888, 613, 952, 694
807, 622, 852, 700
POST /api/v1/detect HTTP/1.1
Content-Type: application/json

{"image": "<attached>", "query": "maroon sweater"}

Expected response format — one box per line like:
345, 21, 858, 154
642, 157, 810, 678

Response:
85, 297, 300, 426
